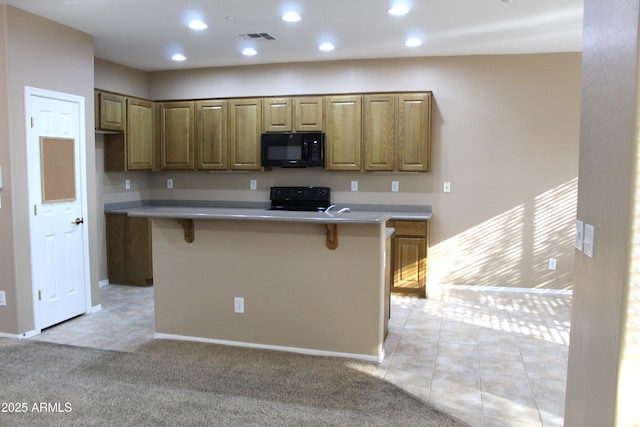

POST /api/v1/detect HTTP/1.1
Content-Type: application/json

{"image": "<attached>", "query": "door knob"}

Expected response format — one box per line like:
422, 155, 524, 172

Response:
72, 218, 84, 225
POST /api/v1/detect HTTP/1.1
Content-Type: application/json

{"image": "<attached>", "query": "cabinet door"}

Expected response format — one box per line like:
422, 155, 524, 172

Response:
364, 94, 395, 171
325, 95, 362, 171
97, 92, 126, 131
127, 98, 154, 170
263, 98, 292, 132
159, 101, 195, 170
294, 97, 323, 131
106, 213, 152, 286
397, 93, 431, 172
229, 99, 262, 170
196, 100, 227, 170
392, 236, 427, 295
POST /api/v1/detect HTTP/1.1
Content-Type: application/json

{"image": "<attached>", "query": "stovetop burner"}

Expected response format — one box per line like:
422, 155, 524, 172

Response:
269, 186, 331, 212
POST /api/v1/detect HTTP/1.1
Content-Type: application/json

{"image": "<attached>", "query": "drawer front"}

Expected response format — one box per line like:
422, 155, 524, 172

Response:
391, 220, 426, 236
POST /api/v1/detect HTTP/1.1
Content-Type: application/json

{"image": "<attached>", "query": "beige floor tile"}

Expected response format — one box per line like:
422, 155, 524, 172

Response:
28, 284, 572, 427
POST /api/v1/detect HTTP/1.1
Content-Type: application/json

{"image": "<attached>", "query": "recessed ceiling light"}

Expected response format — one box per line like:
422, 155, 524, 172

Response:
318, 42, 335, 52
282, 11, 302, 22
188, 20, 208, 30
404, 38, 422, 47
388, 5, 410, 16
242, 47, 258, 56
171, 53, 187, 62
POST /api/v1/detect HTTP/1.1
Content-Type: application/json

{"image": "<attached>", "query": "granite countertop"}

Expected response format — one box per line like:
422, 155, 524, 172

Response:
107, 201, 431, 225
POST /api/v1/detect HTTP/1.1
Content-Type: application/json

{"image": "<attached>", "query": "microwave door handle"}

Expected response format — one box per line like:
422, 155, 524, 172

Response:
303, 140, 309, 161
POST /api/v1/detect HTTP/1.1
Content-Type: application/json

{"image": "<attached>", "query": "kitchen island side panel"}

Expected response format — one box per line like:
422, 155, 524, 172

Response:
151, 218, 385, 357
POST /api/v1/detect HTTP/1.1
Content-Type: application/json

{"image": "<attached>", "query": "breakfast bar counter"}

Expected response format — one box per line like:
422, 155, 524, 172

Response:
108, 203, 430, 361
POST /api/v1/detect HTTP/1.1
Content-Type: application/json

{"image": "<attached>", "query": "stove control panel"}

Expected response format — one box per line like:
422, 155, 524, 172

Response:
270, 186, 330, 202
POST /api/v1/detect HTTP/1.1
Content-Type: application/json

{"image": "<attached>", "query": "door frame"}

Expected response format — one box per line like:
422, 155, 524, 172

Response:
25, 86, 91, 331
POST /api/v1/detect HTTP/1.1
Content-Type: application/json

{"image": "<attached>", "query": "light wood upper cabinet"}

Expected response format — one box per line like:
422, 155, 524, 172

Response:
126, 97, 154, 171
263, 96, 323, 132
294, 97, 323, 131
96, 91, 126, 132
263, 98, 292, 132
324, 95, 362, 171
397, 93, 431, 172
363, 94, 395, 171
229, 98, 262, 170
158, 101, 195, 170
196, 100, 228, 170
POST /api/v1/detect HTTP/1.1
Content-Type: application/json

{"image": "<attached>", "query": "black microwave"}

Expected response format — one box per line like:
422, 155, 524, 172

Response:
261, 132, 325, 168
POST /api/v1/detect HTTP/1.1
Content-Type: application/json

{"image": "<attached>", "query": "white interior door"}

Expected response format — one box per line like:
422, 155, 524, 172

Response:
26, 87, 88, 330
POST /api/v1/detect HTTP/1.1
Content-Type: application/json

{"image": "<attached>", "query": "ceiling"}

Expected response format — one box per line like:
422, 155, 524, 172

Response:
3, 0, 584, 72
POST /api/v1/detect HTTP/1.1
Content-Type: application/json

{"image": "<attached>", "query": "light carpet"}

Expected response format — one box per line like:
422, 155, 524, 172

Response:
0, 338, 467, 426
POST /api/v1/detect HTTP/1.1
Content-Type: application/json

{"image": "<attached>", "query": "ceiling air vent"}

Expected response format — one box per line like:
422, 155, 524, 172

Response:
239, 33, 276, 41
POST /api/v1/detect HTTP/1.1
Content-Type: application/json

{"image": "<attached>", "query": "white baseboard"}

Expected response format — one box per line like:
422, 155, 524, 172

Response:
0, 332, 21, 339
99, 279, 110, 288
88, 304, 102, 314
0, 329, 40, 339
432, 284, 572, 295
153, 333, 381, 363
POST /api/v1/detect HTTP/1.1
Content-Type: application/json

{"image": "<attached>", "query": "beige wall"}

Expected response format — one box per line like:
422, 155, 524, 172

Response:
0, 5, 18, 333
99, 53, 581, 290
0, 6, 96, 335
152, 218, 385, 358
565, 0, 640, 425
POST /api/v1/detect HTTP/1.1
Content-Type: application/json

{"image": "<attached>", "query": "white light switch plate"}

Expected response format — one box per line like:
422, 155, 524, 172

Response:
391, 181, 399, 192
0, 291, 6, 306
250, 179, 257, 190
443, 182, 451, 193
167, 178, 173, 189
583, 223, 595, 258
125, 179, 131, 190
575, 220, 584, 251
351, 181, 358, 192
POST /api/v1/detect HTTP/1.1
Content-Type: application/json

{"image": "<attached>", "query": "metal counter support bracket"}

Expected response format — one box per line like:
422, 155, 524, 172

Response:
177, 218, 195, 243
326, 224, 338, 250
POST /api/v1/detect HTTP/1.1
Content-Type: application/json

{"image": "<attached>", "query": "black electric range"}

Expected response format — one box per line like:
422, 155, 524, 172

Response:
269, 186, 331, 212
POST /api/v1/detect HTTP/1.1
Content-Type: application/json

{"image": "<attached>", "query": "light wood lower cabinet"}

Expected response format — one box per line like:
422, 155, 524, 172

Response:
388, 220, 428, 298
106, 213, 153, 286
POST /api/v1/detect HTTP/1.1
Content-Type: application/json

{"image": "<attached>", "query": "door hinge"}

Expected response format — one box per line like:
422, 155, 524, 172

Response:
30, 117, 34, 128
38, 290, 41, 301
34, 205, 37, 216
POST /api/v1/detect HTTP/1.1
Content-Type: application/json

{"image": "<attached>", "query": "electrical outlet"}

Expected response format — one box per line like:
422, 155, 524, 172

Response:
0, 291, 6, 306
125, 179, 131, 190
443, 182, 451, 193
250, 179, 257, 190
234, 297, 245, 314
351, 181, 358, 192
548, 258, 557, 270
167, 178, 173, 189
391, 181, 399, 192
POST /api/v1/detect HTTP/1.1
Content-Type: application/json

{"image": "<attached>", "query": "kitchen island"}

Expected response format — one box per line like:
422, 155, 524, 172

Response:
124, 205, 422, 361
